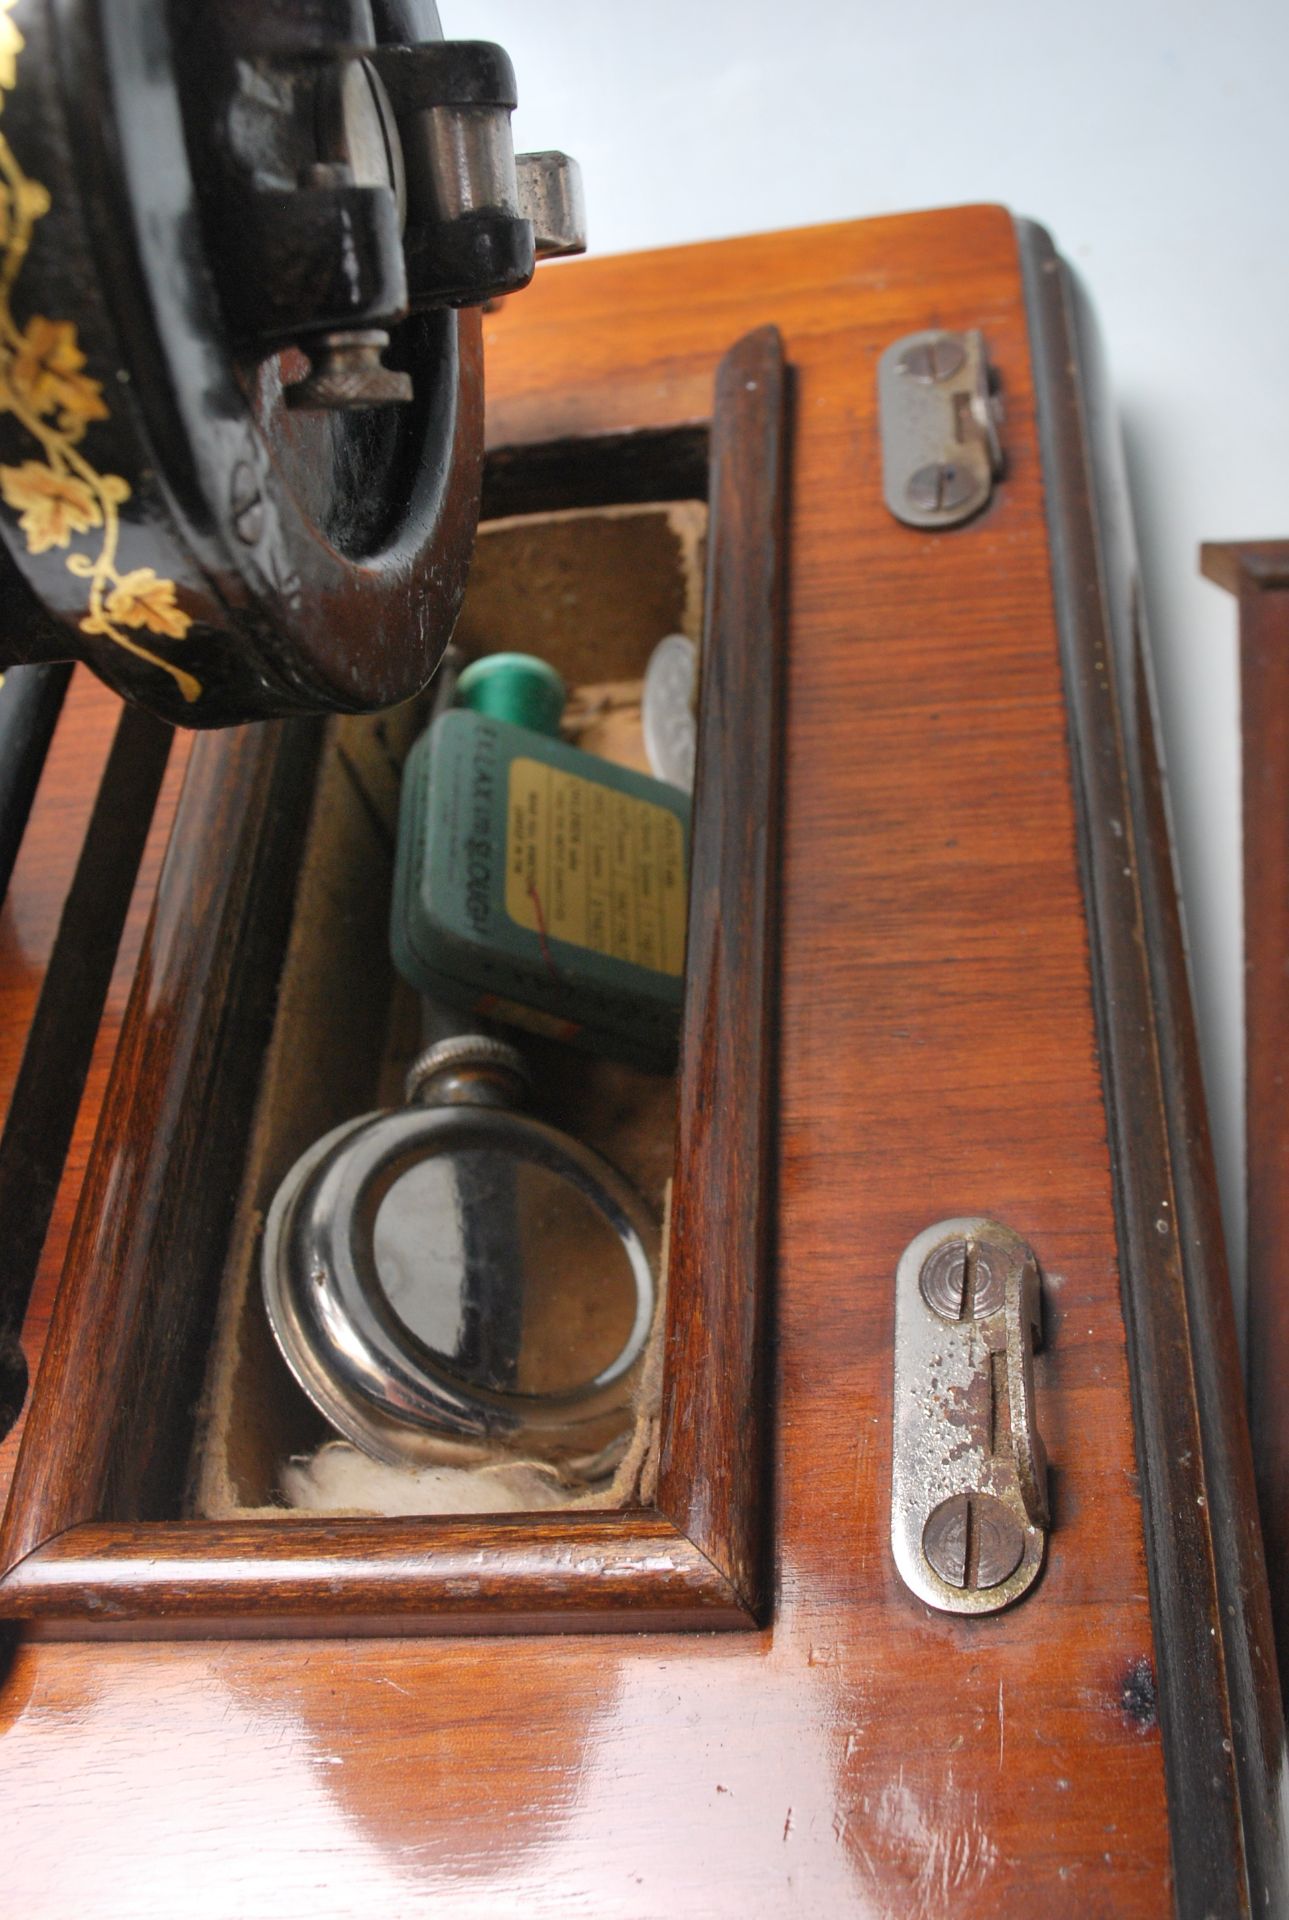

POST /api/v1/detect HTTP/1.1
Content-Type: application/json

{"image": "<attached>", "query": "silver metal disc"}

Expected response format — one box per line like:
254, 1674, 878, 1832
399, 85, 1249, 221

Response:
642, 633, 698, 791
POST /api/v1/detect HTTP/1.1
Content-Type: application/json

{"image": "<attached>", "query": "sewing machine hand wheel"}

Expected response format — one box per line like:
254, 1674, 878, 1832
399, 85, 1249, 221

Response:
0, 2, 583, 726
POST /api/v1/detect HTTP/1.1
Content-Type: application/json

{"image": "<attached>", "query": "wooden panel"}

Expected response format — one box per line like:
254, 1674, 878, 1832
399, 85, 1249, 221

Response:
0, 207, 1227, 1913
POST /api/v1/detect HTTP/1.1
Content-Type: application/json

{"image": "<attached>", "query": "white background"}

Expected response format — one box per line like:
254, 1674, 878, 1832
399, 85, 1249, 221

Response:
462, 0, 1288, 1342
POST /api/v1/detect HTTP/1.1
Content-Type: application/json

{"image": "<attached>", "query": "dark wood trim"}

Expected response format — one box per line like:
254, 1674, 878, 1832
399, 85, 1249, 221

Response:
1020, 222, 1287, 1918
0, 1512, 747, 1639
1201, 542, 1289, 596
1200, 539, 1289, 1696
0, 327, 785, 1638
0, 718, 325, 1566
0, 698, 172, 1442
657, 326, 785, 1612
0, 663, 72, 901
482, 425, 710, 521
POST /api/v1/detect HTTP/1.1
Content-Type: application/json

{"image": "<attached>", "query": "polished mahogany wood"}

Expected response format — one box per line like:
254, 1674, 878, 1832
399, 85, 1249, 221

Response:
1202, 540, 1289, 1696
0, 207, 1266, 1914
0, 719, 323, 1562
3, 1515, 738, 1639
658, 323, 784, 1613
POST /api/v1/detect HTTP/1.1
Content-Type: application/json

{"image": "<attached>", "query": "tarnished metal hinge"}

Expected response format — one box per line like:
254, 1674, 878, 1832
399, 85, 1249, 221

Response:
892, 1217, 1049, 1614
877, 329, 1003, 529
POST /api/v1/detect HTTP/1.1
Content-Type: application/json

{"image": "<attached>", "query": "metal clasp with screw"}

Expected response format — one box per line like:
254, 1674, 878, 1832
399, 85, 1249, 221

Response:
877, 329, 1003, 530
891, 1216, 1049, 1614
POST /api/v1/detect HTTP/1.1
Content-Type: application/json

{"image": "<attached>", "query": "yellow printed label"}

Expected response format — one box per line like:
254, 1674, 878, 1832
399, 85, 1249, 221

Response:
505, 758, 686, 976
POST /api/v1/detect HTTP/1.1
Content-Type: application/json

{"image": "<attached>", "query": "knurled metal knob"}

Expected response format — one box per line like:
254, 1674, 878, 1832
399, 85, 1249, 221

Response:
285, 329, 413, 411
404, 1033, 530, 1108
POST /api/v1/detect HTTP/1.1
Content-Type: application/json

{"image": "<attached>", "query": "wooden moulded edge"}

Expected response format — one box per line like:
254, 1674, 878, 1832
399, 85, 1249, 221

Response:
1017, 221, 1287, 1918
1199, 536, 1289, 1699
0, 324, 787, 1640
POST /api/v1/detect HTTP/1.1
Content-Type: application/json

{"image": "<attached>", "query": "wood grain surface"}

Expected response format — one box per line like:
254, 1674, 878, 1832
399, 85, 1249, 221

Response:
1202, 541, 1289, 1689
0, 208, 1215, 1915
0, 720, 323, 1565
657, 323, 785, 1614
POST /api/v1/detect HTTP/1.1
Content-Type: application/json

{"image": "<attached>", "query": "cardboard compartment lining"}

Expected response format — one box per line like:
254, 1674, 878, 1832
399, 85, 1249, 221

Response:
189, 501, 706, 1519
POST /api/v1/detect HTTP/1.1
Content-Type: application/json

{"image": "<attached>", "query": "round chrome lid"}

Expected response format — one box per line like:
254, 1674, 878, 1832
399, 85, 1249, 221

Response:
262, 1091, 658, 1468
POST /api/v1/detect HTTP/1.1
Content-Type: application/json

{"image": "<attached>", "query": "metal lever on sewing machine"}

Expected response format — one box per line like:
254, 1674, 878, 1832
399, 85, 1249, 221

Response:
891, 1216, 1050, 1614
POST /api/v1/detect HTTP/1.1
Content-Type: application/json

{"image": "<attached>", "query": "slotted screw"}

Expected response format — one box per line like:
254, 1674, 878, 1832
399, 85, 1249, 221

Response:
919, 1236, 1005, 1321
898, 336, 966, 383
906, 462, 978, 515
922, 1492, 1025, 1591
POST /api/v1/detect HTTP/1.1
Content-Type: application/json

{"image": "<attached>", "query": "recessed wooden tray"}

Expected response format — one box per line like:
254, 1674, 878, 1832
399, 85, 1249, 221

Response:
189, 499, 708, 1520
0, 325, 786, 1639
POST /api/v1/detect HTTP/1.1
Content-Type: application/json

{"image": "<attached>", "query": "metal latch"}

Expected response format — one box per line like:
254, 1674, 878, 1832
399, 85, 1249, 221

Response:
891, 1217, 1049, 1613
877, 330, 1002, 529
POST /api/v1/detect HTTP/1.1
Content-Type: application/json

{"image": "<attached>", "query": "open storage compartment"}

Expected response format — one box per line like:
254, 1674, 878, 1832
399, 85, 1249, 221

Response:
194, 499, 705, 1525
0, 327, 785, 1638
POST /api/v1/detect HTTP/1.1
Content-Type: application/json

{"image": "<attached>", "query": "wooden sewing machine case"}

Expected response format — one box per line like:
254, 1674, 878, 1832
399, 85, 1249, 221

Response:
0, 207, 1282, 1917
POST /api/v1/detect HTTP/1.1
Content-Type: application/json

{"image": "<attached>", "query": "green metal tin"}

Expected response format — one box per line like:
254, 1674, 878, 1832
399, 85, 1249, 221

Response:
391, 701, 692, 1071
